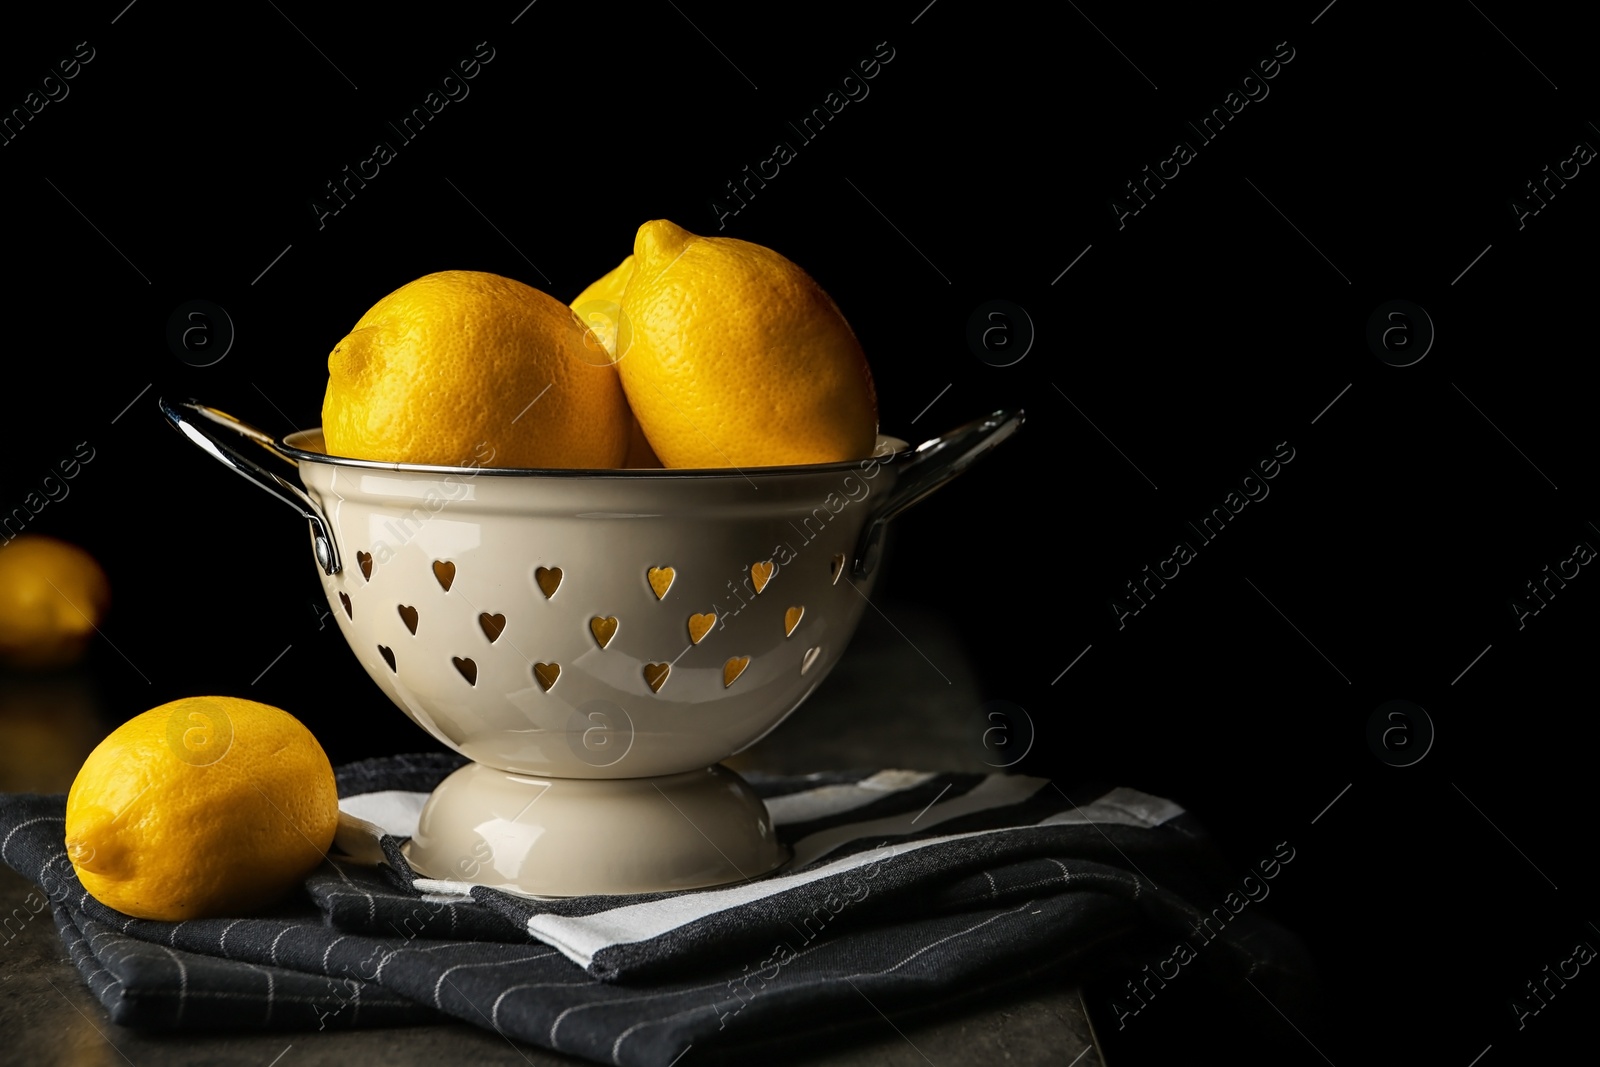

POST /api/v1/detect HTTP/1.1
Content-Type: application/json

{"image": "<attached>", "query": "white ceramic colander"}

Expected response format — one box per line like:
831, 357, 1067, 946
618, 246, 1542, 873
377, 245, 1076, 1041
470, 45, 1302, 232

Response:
164, 399, 1021, 895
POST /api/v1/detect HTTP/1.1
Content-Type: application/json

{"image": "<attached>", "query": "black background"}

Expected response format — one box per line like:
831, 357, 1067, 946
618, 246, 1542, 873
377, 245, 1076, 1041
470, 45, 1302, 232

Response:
3, 1, 1597, 1063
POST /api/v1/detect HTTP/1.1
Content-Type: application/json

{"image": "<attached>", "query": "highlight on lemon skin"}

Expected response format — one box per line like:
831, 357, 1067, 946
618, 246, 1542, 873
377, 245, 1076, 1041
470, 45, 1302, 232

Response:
64, 696, 339, 921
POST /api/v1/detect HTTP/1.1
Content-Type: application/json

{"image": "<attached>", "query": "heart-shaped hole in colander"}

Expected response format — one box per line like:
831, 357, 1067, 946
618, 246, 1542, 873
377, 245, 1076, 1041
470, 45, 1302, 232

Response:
643, 662, 670, 693
750, 561, 774, 594
533, 662, 561, 691
647, 567, 675, 601
687, 613, 716, 645
534, 567, 562, 599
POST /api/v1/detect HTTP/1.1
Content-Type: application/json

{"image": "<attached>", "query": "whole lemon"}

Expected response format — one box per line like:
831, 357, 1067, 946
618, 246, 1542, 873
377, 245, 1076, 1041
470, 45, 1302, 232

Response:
614, 220, 878, 468
571, 256, 661, 469
65, 696, 339, 921
322, 270, 631, 468
0, 535, 110, 670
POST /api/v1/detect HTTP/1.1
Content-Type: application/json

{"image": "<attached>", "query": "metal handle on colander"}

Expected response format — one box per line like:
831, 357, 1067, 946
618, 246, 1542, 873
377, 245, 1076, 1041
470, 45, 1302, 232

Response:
852, 408, 1024, 579
159, 397, 342, 576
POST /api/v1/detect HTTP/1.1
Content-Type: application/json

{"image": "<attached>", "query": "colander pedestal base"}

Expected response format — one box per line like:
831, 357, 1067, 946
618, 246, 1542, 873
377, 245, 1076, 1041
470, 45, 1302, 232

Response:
401, 761, 789, 897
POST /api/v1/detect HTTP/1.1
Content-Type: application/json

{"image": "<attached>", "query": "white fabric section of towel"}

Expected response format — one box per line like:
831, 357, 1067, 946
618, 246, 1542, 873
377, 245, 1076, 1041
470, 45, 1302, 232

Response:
784, 773, 1052, 869
763, 770, 939, 826
339, 790, 428, 838
1038, 786, 1185, 829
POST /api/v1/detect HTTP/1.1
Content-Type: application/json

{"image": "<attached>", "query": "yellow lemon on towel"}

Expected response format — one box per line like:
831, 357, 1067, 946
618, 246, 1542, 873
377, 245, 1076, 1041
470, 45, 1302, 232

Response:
64, 697, 339, 921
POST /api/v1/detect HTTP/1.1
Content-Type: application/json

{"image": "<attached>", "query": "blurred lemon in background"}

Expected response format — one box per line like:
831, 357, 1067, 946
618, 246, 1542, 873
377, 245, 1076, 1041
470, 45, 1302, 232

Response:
0, 535, 110, 670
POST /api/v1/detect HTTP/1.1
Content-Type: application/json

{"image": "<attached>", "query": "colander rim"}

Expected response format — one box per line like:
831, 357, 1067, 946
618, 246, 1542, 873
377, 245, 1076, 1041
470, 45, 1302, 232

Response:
278, 428, 914, 479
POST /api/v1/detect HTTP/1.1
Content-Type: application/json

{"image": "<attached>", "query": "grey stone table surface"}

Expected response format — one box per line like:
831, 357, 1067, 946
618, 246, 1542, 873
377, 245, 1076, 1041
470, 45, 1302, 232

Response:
0, 604, 1102, 1067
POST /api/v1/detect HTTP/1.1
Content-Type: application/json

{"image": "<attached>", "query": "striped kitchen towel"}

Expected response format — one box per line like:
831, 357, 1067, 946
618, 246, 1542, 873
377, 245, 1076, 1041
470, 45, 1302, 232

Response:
0, 753, 1316, 1066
